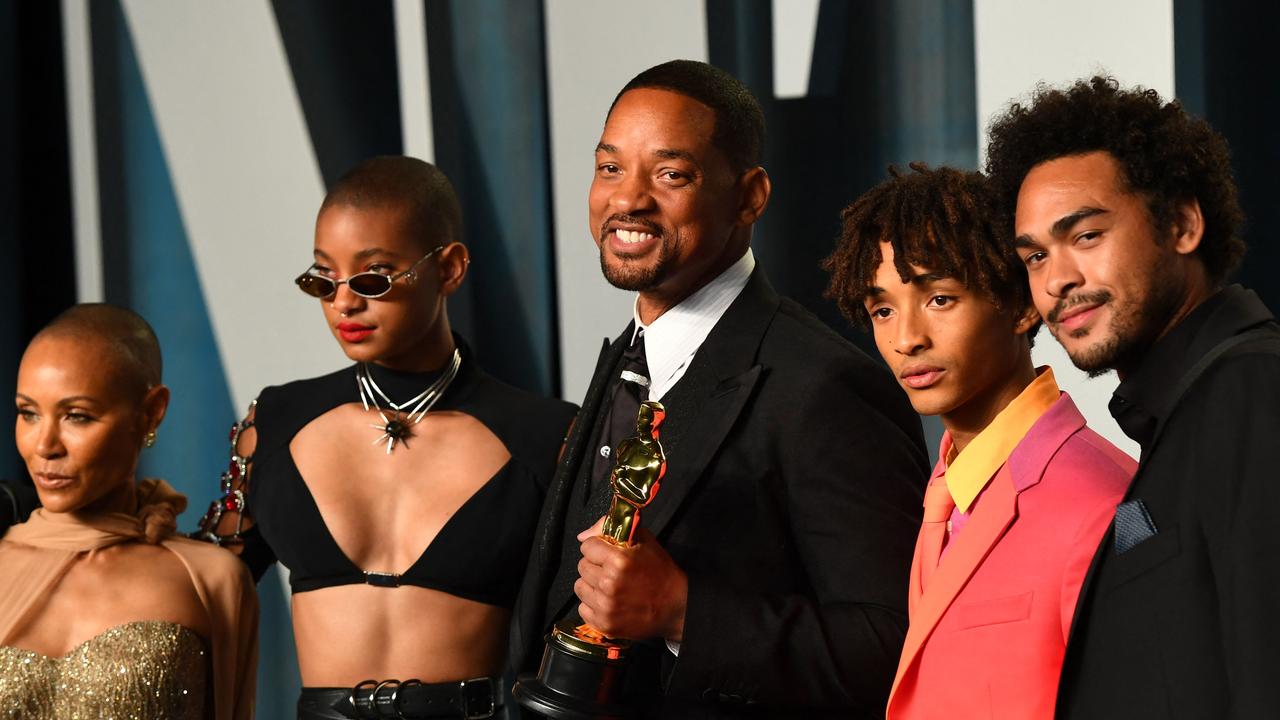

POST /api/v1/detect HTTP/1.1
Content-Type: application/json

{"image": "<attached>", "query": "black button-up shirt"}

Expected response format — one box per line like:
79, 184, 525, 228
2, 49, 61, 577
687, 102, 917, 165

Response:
1058, 285, 1280, 719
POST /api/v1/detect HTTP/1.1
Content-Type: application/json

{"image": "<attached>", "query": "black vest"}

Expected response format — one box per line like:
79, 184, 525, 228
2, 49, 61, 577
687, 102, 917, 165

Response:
545, 346, 719, 624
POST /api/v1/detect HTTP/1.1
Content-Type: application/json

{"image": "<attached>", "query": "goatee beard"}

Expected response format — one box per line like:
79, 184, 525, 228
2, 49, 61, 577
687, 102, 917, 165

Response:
599, 237, 672, 291
1054, 256, 1185, 377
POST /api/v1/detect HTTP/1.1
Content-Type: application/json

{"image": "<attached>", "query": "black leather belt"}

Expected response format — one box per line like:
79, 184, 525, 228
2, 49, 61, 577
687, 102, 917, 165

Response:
297, 677, 505, 719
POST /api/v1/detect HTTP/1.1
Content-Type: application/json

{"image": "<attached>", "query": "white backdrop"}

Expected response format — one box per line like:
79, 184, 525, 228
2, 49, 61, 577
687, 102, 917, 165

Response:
974, 0, 1175, 458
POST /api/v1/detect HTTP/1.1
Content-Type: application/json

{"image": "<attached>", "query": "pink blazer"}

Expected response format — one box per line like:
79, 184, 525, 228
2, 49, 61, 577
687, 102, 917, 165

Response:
886, 394, 1135, 719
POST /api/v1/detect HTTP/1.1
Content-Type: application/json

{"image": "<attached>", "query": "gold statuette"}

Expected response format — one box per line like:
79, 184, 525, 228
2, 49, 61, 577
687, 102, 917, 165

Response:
513, 400, 667, 719
601, 401, 666, 546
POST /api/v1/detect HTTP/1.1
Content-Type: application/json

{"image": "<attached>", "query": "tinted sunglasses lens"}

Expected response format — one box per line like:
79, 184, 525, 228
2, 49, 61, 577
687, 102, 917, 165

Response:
296, 274, 336, 298
347, 273, 393, 298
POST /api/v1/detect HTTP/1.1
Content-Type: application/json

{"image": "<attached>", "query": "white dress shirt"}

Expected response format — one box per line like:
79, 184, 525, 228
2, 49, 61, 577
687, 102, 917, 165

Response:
630, 248, 756, 401
625, 248, 754, 656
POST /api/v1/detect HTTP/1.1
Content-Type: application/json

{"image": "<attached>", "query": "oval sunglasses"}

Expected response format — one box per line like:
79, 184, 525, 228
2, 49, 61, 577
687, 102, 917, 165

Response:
294, 245, 446, 299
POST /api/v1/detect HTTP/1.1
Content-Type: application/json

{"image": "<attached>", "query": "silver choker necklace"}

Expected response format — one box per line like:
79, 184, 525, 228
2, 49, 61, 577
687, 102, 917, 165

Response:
355, 349, 462, 454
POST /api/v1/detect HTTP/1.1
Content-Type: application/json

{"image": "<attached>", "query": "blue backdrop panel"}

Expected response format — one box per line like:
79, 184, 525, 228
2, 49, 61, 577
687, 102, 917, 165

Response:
90, 0, 233, 520
707, 0, 977, 460
272, 0, 403, 188
1175, 0, 1280, 310
426, 0, 562, 397
91, 1, 300, 713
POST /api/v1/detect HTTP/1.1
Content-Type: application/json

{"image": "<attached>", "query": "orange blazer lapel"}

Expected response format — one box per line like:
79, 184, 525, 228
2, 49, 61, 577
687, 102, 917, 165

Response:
889, 467, 1019, 708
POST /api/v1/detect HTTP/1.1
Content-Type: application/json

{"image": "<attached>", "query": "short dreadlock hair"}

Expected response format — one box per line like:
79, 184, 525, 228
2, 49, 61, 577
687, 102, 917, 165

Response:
823, 163, 1036, 339
985, 76, 1244, 285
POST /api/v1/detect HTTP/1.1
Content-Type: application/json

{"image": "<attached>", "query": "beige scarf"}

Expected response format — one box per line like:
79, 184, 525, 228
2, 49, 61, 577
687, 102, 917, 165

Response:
0, 479, 257, 720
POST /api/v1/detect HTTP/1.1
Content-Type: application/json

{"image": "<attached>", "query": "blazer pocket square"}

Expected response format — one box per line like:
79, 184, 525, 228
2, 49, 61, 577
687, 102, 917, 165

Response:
1113, 498, 1158, 554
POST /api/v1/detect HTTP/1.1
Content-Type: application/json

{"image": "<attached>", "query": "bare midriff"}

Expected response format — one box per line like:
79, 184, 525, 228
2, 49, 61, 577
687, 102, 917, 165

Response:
292, 585, 509, 685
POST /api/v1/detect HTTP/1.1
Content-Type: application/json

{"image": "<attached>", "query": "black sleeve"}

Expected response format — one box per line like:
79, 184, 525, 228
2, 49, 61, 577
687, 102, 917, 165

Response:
530, 401, 579, 494
189, 391, 277, 582
667, 355, 927, 712
239, 524, 277, 584
1184, 353, 1280, 717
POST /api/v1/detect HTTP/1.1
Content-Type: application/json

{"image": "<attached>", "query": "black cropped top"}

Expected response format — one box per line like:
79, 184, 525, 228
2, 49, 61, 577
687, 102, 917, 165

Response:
241, 340, 577, 608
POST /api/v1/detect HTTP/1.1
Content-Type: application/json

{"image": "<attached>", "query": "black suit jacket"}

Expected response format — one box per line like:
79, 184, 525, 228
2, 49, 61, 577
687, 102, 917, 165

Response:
1057, 287, 1280, 718
511, 270, 927, 718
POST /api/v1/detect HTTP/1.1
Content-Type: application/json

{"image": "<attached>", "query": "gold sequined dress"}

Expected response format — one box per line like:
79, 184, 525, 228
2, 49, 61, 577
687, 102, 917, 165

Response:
0, 481, 257, 720
0, 620, 208, 719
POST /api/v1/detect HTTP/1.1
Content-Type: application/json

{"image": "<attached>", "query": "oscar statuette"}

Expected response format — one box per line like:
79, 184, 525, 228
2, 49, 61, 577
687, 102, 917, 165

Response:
513, 401, 668, 719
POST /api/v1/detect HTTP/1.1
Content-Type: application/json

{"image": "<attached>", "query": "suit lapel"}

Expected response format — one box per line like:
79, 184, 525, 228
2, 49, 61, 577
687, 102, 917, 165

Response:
890, 467, 1019, 703
513, 333, 629, 665
641, 268, 779, 540
643, 365, 762, 538
525, 268, 779, 648
1005, 394, 1085, 493
1010, 395, 1103, 648
534, 332, 629, 575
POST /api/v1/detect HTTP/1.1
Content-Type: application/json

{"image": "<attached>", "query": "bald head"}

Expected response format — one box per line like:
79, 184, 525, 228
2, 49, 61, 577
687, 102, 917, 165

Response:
320, 155, 463, 252
34, 304, 162, 397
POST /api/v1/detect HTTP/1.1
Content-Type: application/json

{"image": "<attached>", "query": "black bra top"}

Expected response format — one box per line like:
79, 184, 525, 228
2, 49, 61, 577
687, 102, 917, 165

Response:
243, 339, 577, 608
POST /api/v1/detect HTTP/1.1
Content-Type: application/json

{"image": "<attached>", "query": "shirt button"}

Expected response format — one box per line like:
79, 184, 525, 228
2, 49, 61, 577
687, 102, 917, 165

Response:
600, 446, 611, 458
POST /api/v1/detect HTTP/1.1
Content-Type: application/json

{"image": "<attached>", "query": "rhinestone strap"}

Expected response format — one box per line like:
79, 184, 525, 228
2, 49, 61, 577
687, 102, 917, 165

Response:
192, 400, 255, 545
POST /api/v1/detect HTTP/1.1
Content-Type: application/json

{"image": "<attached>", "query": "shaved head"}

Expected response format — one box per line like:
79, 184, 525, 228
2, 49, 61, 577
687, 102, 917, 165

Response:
33, 304, 162, 397
320, 155, 463, 252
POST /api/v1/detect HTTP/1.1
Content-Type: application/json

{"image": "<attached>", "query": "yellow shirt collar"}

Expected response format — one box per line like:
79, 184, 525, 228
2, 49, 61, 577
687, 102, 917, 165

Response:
943, 367, 1060, 513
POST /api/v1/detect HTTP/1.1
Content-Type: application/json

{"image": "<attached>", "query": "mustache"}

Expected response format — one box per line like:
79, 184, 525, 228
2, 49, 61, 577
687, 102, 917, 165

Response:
601, 214, 663, 239
1047, 290, 1112, 324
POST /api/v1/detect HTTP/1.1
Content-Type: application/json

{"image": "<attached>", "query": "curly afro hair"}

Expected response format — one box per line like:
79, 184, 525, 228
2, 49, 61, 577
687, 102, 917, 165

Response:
823, 162, 1037, 340
985, 76, 1244, 285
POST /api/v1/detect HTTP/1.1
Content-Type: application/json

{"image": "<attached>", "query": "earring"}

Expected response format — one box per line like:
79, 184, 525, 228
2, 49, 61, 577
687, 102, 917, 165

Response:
144, 431, 157, 448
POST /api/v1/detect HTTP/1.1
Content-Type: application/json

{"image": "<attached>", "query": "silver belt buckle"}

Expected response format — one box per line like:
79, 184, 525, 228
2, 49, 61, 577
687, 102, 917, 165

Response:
460, 677, 496, 719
